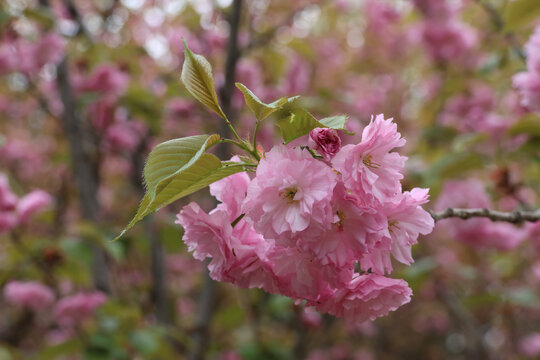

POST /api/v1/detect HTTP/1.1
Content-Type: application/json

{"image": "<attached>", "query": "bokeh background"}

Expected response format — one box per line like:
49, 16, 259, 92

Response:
1, 0, 540, 359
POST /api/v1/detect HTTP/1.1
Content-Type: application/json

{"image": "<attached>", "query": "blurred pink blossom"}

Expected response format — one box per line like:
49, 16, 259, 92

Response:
4, 280, 55, 311
55, 292, 107, 327
16, 190, 53, 224
520, 333, 540, 357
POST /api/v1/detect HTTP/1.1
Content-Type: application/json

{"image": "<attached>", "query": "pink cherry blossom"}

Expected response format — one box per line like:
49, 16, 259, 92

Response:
520, 333, 540, 357
176, 203, 274, 290
54, 292, 107, 327
299, 182, 387, 268
309, 128, 342, 161
332, 114, 406, 204
4, 280, 55, 311
243, 145, 337, 242
418, 20, 477, 64
317, 274, 412, 323
16, 190, 53, 224
76, 64, 130, 98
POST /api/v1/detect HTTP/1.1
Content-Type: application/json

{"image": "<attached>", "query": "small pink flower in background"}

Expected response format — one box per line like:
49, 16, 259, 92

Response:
520, 333, 540, 357
418, 20, 477, 64
76, 64, 130, 98
301, 306, 322, 328
4, 281, 55, 311
513, 26, 540, 113
104, 120, 147, 153
16, 190, 53, 224
0, 174, 18, 233
317, 274, 412, 324
309, 128, 342, 161
54, 292, 107, 327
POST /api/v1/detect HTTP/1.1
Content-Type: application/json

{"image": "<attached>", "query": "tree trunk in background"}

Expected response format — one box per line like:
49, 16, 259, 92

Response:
188, 1, 243, 359
56, 58, 110, 294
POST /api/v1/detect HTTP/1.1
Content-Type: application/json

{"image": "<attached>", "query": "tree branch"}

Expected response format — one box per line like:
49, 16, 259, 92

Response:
429, 208, 540, 223
56, 58, 110, 293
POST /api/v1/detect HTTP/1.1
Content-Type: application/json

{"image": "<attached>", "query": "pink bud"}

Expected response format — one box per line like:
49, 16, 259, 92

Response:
309, 128, 342, 160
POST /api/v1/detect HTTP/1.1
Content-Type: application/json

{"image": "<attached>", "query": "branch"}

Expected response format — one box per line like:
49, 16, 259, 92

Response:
56, 57, 110, 293
429, 208, 540, 223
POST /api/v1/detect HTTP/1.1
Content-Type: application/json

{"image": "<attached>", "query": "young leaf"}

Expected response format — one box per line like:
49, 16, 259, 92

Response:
181, 40, 227, 119
235, 83, 290, 121
275, 109, 351, 144
115, 135, 246, 240
503, 0, 540, 31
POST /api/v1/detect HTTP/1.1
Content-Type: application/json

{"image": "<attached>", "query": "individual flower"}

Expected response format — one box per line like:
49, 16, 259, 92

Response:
332, 114, 406, 204
418, 20, 477, 64
299, 182, 387, 268
520, 333, 540, 357
243, 145, 337, 242
513, 26, 540, 113
16, 190, 53, 224
76, 64, 130, 98
0, 174, 18, 233
54, 292, 107, 327
176, 203, 275, 290
4, 280, 55, 311
360, 188, 434, 274
309, 128, 342, 160
317, 274, 412, 323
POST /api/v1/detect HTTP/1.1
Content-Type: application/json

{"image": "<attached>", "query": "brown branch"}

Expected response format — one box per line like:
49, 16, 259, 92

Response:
429, 208, 540, 223
56, 58, 110, 293
188, 2, 243, 360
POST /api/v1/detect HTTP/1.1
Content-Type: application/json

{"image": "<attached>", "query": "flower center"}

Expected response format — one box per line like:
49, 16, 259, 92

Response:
280, 186, 298, 203
363, 154, 381, 169
388, 219, 400, 233
333, 210, 346, 230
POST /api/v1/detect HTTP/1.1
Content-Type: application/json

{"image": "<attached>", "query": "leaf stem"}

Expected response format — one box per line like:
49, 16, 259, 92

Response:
220, 138, 260, 162
252, 119, 261, 150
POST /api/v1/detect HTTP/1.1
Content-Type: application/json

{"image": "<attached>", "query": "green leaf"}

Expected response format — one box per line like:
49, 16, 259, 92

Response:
503, 0, 540, 31
116, 135, 247, 240
275, 108, 350, 144
235, 83, 291, 121
143, 135, 220, 198
181, 40, 227, 119
508, 114, 540, 136
319, 115, 352, 134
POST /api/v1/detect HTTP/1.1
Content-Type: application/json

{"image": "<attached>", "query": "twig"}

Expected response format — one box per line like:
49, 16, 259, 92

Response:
429, 208, 540, 223
131, 134, 170, 325
472, 0, 526, 62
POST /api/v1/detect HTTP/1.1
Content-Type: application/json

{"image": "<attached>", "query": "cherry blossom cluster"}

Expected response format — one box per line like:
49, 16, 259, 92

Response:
3, 280, 107, 342
0, 32, 64, 76
177, 115, 434, 323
